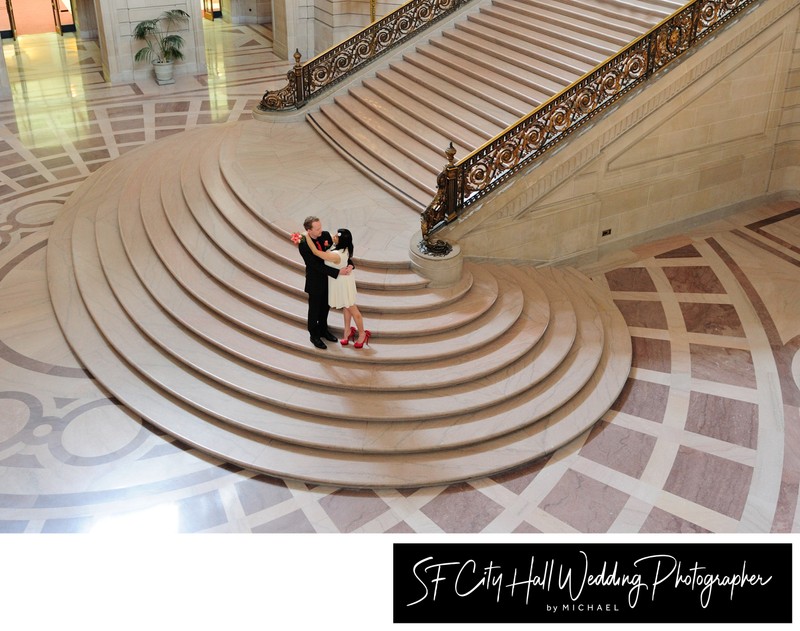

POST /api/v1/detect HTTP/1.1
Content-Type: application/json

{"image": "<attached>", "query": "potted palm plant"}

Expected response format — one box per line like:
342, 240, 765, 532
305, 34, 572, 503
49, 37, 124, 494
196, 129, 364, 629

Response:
133, 9, 191, 85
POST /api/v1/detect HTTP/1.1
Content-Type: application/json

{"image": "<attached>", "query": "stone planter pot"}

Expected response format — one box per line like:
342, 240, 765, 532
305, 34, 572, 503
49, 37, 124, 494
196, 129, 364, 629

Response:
152, 60, 175, 85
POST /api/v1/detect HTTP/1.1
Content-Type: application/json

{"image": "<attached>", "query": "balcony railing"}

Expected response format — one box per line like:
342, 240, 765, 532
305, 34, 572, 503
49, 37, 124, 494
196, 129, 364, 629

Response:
420, 0, 762, 240
258, 0, 471, 111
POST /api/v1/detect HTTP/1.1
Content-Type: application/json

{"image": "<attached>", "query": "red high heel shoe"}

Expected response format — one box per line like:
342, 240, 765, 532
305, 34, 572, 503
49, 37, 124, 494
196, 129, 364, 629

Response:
354, 330, 371, 349
340, 327, 357, 346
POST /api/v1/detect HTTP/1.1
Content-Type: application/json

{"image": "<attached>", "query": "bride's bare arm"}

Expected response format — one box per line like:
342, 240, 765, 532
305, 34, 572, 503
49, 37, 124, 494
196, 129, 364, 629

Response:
304, 232, 341, 264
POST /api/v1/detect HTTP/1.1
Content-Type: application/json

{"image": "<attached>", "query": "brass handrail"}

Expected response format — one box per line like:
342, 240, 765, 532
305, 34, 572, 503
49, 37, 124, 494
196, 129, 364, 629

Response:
420, 0, 762, 239
258, 0, 472, 111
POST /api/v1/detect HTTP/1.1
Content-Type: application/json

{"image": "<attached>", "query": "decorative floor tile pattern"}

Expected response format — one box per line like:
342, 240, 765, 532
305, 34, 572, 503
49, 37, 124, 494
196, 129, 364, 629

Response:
0, 27, 798, 534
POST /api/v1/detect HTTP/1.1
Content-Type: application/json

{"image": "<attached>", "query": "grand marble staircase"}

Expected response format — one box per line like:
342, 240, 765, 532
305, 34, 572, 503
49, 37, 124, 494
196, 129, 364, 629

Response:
47, 121, 631, 488
43, 0, 670, 488
308, 0, 683, 210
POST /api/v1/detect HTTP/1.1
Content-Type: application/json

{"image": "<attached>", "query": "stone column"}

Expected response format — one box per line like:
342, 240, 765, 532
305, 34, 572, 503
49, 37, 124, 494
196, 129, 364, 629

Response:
271, 0, 312, 61
73, 0, 99, 38
271, 0, 290, 59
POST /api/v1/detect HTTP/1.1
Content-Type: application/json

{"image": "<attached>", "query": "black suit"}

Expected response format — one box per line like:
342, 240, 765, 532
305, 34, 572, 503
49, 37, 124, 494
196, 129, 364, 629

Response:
299, 231, 340, 338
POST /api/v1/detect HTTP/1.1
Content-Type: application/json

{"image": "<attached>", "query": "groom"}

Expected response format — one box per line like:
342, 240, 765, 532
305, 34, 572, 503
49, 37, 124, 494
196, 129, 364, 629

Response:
299, 216, 352, 349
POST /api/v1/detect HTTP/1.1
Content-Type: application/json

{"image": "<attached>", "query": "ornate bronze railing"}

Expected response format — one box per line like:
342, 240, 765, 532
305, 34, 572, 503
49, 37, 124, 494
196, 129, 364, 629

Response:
420, 0, 762, 239
258, 0, 471, 111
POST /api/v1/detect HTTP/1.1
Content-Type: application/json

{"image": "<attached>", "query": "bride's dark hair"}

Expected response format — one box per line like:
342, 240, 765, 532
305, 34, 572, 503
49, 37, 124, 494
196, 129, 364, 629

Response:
336, 229, 354, 259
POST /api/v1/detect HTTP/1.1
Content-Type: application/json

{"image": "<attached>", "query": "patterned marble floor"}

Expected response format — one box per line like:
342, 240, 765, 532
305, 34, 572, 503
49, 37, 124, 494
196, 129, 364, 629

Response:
0, 24, 799, 543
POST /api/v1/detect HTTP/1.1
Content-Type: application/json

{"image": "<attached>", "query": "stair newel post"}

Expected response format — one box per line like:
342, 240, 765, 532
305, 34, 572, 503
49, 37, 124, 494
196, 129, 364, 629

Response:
257, 50, 306, 111
443, 141, 460, 223
292, 50, 307, 107
420, 142, 457, 247
412, 141, 462, 286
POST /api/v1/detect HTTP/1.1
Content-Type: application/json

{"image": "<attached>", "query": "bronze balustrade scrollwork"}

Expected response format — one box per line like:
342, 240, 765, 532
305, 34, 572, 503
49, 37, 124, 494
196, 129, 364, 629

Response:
420, 0, 761, 240
258, 0, 471, 112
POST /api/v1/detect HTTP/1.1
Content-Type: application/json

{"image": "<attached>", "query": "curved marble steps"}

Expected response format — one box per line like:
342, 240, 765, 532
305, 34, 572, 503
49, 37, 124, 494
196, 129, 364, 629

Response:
47, 128, 631, 487
104, 245, 552, 396
89, 215, 579, 430
213, 123, 419, 271
181, 125, 426, 294
119, 175, 538, 372
307, 0, 677, 210
97, 131, 547, 371
49, 180, 631, 485
174, 131, 426, 308
150, 126, 446, 312
85, 216, 593, 451
57, 178, 612, 443
115, 134, 514, 355
121, 160, 546, 371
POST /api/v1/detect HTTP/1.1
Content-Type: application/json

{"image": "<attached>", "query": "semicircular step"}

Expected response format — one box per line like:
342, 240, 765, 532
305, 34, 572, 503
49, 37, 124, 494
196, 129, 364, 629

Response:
47, 121, 632, 488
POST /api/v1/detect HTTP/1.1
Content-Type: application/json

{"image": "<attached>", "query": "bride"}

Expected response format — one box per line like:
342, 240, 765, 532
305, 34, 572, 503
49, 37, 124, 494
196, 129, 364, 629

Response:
303, 229, 371, 348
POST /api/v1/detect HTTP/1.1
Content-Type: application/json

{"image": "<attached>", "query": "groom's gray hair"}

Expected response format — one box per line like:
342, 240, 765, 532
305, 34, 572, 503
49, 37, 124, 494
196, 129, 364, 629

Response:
303, 216, 319, 230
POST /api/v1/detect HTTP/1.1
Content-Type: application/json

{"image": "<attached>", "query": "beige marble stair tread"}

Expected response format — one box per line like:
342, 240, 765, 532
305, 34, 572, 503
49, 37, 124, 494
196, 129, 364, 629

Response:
312, 105, 440, 186
455, 19, 593, 76
439, 28, 572, 90
194, 130, 429, 287
84, 203, 605, 450
548, 0, 663, 26
474, 8, 613, 61
415, 45, 549, 107
488, 1, 632, 49
355, 81, 488, 152
374, 67, 508, 135
612, 0, 682, 17
402, 50, 533, 118
305, 113, 434, 211
429, 33, 564, 98
177, 138, 425, 296
218, 121, 421, 267
51, 208, 632, 487
120, 201, 521, 361
99, 200, 549, 391
386, 62, 517, 129
124, 190, 500, 346
130, 158, 471, 317
331, 93, 448, 172
510, 0, 647, 35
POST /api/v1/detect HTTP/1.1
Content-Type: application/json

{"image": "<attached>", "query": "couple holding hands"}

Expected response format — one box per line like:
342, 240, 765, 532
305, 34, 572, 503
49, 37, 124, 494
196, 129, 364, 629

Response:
296, 216, 371, 350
